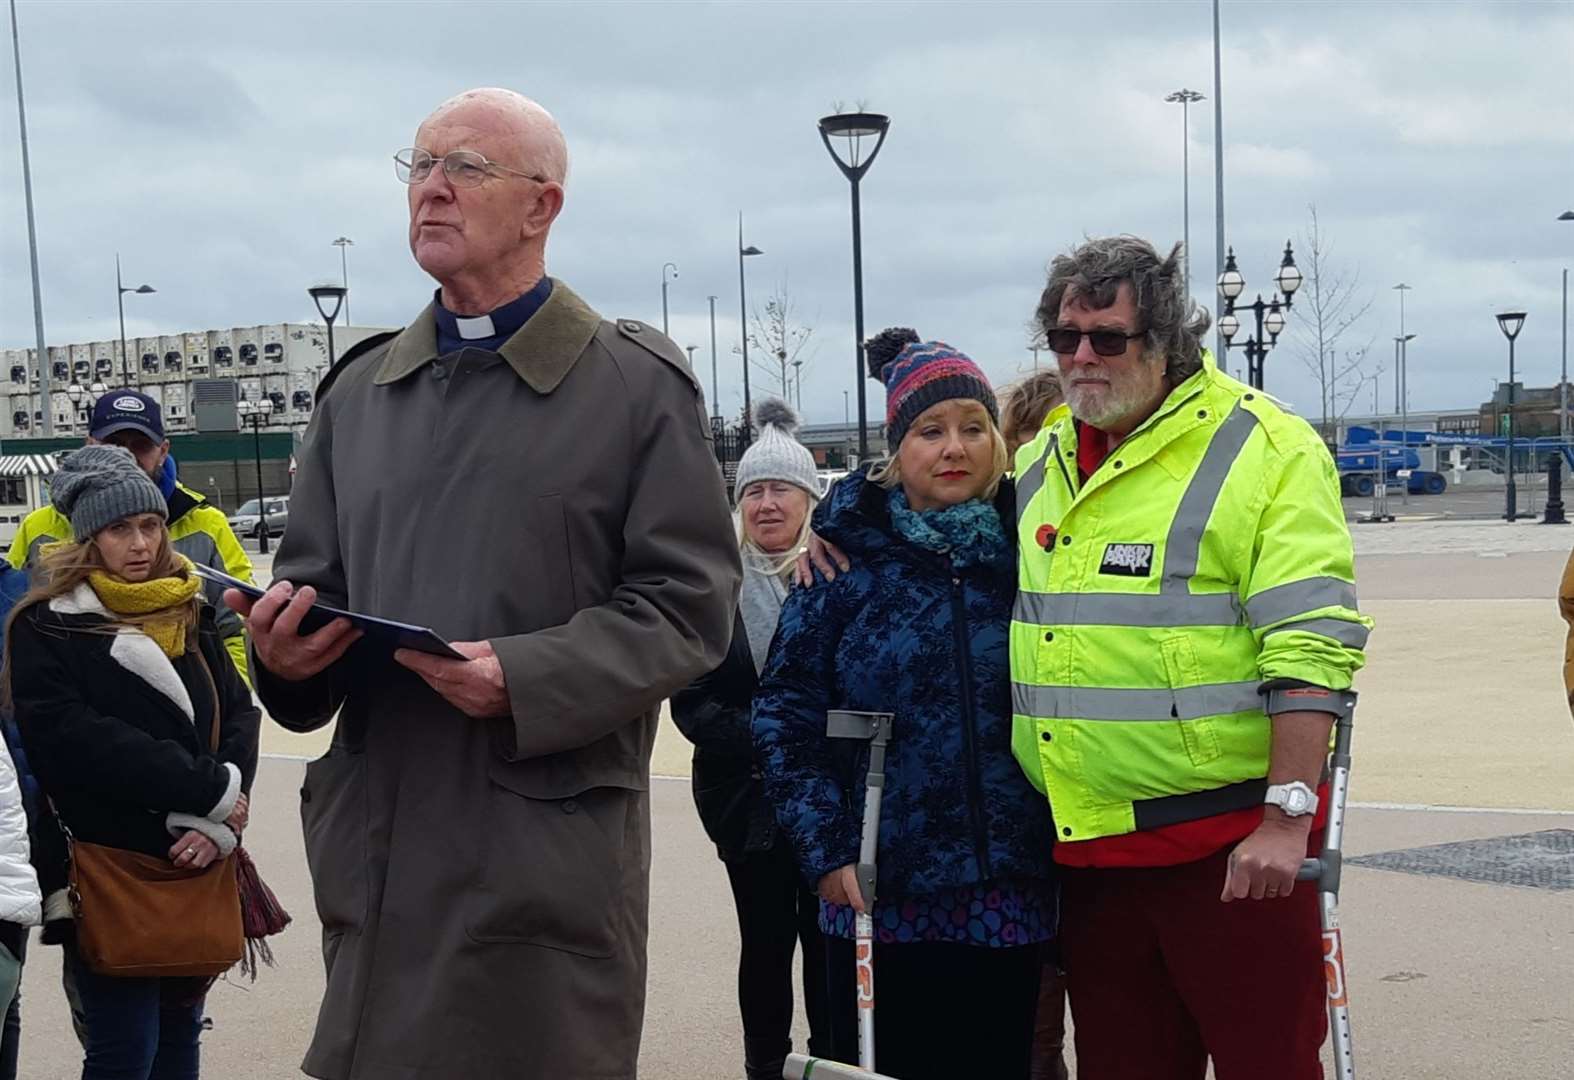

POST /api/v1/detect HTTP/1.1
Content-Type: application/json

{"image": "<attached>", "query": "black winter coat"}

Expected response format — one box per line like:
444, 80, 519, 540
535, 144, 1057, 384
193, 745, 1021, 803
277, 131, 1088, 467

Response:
9, 586, 260, 873
671, 609, 781, 862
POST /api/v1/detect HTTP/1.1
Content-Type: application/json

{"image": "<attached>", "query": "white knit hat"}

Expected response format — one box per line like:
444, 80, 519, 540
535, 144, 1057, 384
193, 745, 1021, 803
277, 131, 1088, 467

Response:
734, 399, 819, 502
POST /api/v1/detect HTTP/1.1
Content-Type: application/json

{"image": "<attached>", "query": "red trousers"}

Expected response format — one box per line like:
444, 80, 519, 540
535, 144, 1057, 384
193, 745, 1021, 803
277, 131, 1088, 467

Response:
1058, 842, 1326, 1080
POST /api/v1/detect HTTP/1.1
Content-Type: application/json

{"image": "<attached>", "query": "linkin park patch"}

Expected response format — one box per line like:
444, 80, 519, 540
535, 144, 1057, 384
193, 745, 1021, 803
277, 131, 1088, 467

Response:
1099, 542, 1154, 577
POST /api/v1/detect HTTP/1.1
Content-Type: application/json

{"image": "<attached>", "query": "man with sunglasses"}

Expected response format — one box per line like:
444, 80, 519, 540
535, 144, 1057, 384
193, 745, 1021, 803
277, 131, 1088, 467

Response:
227, 88, 739, 1080
1010, 236, 1370, 1079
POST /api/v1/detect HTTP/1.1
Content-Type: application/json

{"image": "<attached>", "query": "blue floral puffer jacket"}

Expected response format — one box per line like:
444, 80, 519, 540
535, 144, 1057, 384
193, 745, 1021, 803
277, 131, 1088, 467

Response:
752, 471, 1056, 901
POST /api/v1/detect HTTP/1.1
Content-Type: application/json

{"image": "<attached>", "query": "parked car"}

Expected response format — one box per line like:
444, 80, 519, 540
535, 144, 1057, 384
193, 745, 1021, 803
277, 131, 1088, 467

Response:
228, 496, 290, 539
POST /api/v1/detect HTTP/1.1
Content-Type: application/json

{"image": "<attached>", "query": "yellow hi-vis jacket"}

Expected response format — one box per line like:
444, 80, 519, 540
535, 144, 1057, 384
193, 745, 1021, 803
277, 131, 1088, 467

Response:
7, 483, 255, 684
1010, 351, 1371, 845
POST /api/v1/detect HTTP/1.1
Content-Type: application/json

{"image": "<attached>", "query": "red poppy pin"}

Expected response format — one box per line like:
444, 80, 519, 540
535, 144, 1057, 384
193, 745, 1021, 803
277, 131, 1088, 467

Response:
1035, 523, 1058, 551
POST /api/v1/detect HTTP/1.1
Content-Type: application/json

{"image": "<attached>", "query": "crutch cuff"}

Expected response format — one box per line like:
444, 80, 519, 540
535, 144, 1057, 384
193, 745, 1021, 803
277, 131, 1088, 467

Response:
1261, 681, 1356, 719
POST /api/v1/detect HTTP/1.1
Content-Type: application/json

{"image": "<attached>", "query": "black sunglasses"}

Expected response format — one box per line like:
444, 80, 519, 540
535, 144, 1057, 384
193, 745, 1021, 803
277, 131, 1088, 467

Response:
1044, 327, 1145, 357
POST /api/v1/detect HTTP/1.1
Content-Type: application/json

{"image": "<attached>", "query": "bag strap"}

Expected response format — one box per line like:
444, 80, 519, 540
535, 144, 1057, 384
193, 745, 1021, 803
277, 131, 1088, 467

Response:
192, 641, 222, 755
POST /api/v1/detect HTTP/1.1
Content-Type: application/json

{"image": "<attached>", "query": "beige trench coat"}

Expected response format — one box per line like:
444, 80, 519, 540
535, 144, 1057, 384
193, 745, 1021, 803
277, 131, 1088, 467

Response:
256, 280, 741, 1079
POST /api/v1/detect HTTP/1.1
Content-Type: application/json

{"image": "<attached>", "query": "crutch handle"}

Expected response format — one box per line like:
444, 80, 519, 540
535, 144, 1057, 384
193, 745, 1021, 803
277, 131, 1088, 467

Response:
1297, 856, 1322, 882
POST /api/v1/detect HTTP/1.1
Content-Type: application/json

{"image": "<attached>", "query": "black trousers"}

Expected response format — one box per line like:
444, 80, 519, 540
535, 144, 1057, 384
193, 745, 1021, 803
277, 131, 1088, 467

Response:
722, 841, 833, 1080
824, 934, 1041, 1080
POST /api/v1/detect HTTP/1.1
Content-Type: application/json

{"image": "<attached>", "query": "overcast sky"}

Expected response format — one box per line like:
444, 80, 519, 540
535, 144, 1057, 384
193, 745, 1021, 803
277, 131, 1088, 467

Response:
2, 0, 1571, 430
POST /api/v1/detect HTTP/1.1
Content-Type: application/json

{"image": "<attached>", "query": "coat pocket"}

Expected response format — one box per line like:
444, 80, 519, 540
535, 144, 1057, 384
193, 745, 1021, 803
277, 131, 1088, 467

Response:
1160, 636, 1222, 766
300, 751, 369, 934
465, 759, 635, 959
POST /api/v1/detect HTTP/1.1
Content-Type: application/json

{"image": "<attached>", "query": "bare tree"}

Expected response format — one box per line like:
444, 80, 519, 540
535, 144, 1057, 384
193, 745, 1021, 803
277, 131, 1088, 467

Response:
747, 284, 816, 409
1287, 205, 1376, 433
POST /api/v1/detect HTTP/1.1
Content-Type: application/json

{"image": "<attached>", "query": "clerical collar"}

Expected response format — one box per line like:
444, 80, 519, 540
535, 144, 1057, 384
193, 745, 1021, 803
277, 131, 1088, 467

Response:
433, 276, 554, 356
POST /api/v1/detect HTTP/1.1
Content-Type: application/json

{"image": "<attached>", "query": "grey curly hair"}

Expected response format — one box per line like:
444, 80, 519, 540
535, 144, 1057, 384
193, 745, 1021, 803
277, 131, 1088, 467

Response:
1034, 236, 1213, 384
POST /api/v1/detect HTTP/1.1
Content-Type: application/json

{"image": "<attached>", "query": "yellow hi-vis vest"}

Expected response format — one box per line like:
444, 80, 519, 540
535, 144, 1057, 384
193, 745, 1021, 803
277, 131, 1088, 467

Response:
1010, 352, 1371, 845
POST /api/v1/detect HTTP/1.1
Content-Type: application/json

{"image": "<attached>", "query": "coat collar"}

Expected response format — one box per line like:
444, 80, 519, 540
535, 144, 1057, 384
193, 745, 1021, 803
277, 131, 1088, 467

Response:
48, 584, 195, 722
373, 277, 603, 395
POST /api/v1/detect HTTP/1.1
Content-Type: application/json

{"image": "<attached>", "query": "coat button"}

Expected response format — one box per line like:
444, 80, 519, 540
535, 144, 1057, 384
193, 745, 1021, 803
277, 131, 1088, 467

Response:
1062, 826, 1073, 837
300, 787, 312, 803
1245, 393, 1255, 401
431, 361, 447, 381
561, 799, 579, 815
1041, 731, 1052, 742
1197, 409, 1208, 419
1044, 631, 1054, 642
1061, 535, 1072, 546
621, 321, 642, 334
1113, 460, 1123, 469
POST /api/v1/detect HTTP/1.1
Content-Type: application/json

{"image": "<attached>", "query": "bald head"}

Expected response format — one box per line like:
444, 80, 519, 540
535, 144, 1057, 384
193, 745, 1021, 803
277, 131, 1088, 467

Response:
418, 88, 568, 184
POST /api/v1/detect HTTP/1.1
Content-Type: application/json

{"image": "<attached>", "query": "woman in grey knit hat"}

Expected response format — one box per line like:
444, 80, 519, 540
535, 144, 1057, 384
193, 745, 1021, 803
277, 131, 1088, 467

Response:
671, 399, 832, 1080
0, 445, 260, 1080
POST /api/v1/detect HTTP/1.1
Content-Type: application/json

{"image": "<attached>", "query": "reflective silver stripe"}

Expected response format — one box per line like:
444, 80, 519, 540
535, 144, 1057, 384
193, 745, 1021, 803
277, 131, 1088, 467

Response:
1014, 588, 1240, 628
1163, 403, 1259, 593
1013, 680, 1262, 721
1261, 616, 1369, 649
1245, 577, 1359, 628
1016, 451, 1048, 526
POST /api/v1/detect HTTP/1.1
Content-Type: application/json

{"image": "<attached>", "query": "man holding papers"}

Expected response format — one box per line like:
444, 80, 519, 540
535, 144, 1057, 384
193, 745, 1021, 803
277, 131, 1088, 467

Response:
226, 88, 739, 1080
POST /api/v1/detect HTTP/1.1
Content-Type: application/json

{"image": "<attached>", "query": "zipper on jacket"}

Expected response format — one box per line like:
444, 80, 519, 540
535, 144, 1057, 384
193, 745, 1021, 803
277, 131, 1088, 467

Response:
947, 567, 994, 883
1049, 432, 1076, 496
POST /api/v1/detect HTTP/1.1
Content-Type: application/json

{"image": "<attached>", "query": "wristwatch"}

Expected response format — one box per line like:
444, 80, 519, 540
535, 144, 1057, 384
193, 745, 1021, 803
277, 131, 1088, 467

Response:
1264, 781, 1319, 817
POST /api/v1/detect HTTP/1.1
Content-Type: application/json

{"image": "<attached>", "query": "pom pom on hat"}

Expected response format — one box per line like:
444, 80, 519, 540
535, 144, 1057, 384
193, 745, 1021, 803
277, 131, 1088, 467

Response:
735, 397, 819, 503
753, 397, 801, 436
865, 327, 920, 384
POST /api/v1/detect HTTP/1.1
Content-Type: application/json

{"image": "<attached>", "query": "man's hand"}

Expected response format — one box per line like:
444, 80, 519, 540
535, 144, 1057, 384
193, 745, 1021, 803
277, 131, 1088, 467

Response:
395, 640, 510, 718
1222, 817, 1309, 902
817, 864, 866, 914
793, 532, 851, 588
225, 791, 249, 834
169, 830, 221, 870
225, 582, 361, 682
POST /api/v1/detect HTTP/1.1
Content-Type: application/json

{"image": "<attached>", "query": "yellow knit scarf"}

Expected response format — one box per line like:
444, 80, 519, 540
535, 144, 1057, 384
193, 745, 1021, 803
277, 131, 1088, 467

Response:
87, 556, 202, 658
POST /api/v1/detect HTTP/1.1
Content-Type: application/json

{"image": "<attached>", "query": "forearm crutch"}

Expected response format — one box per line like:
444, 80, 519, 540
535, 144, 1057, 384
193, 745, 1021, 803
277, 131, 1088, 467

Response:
1296, 700, 1357, 1080
783, 1057, 899, 1080
814, 709, 894, 1076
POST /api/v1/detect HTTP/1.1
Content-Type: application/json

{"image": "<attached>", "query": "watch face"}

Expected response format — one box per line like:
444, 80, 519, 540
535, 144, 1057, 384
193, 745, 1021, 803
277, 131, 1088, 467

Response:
1286, 788, 1312, 814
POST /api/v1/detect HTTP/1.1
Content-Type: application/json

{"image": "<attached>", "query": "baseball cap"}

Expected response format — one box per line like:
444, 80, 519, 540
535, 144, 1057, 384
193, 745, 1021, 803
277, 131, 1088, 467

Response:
89, 390, 165, 442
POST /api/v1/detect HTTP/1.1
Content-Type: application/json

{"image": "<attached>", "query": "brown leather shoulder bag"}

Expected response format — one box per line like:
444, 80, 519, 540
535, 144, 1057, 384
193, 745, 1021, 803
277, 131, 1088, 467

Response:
66, 646, 243, 978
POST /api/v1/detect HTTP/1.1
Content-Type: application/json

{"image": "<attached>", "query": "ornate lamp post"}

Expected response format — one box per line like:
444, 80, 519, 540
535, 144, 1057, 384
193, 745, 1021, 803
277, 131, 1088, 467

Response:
238, 396, 275, 553
1217, 241, 1301, 389
66, 379, 108, 429
1497, 311, 1527, 522
818, 110, 891, 463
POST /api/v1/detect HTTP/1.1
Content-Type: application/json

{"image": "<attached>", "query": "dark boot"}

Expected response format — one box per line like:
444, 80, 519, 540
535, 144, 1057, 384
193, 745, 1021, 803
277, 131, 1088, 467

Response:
744, 1035, 789, 1080
1030, 962, 1070, 1080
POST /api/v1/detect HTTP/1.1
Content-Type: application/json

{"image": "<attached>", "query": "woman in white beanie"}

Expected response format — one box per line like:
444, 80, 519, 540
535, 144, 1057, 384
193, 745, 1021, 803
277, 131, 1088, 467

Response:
672, 399, 833, 1080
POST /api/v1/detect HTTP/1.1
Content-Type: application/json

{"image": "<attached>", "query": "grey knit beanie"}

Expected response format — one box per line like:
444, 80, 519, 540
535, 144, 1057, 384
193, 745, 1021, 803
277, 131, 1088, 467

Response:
734, 399, 819, 503
50, 445, 167, 541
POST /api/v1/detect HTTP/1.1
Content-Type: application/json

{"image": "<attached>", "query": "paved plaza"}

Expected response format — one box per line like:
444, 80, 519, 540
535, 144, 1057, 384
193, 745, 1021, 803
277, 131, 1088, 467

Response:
16, 519, 1574, 1078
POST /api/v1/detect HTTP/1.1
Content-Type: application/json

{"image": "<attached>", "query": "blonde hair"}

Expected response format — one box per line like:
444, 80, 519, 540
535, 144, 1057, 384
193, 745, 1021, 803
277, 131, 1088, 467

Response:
870, 408, 1010, 501
735, 482, 819, 579
1, 526, 200, 706
1000, 371, 1064, 456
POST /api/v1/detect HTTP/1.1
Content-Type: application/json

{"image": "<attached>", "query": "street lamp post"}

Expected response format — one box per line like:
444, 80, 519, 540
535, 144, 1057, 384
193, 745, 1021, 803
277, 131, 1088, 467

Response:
116, 253, 155, 388
1559, 211, 1571, 441
11, 0, 52, 437
738, 215, 763, 440
1394, 333, 1416, 506
661, 262, 678, 338
238, 397, 275, 554
333, 237, 354, 326
1165, 89, 1205, 294
707, 295, 720, 422
309, 284, 349, 370
1393, 283, 1412, 415
1497, 311, 1527, 522
818, 110, 891, 463
1216, 242, 1302, 389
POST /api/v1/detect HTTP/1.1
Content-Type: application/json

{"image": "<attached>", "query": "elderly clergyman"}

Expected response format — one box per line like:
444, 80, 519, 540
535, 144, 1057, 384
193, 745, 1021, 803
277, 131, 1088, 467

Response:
227, 88, 740, 1079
